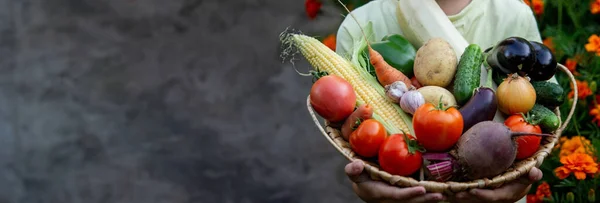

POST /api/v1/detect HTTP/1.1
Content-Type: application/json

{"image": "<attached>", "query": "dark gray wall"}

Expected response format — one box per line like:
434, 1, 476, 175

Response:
0, 0, 360, 202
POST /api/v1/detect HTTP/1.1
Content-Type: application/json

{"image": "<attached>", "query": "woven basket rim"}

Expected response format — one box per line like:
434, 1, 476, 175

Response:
307, 64, 578, 194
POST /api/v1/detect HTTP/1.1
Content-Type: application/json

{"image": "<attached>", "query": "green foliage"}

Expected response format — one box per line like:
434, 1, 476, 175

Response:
531, 0, 600, 202
319, 0, 600, 201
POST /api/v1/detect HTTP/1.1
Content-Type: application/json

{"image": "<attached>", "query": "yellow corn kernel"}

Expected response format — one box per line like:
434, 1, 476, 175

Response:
287, 33, 411, 134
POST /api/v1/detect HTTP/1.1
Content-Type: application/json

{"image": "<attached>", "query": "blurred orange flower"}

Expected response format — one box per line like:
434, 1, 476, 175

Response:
523, 0, 544, 14
560, 136, 594, 157
592, 0, 600, 14
531, 0, 544, 15
535, 182, 552, 202
305, 0, 321, 20
526, 194, 540, 203
554, 153, 598, 180
543, 38, 555, 53
569, 80, 593, 99
527, 194, 541, 203
585, 34, 600, 56
554, 136, 569, 151
591, 104, 600, 126
565, 58, 578, 73
322, 34, 336, 51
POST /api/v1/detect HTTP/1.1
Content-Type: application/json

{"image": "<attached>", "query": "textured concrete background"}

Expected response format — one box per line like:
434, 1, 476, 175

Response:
0, 0, 360, 202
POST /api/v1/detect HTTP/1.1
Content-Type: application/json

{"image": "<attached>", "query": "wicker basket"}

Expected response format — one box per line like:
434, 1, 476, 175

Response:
307, 64, 578, 194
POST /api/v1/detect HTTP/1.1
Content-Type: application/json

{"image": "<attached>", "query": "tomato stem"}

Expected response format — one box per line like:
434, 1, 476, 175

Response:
310, 68, 329, 83
436, 96, 445, 110
352, 118, 363, 130
432, 95, 456, 111
401, 132, 425, 155
521, 111, 540, 126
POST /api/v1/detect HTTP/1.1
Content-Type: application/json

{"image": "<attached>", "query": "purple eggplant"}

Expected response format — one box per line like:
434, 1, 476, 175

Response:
459, 69, 498, 132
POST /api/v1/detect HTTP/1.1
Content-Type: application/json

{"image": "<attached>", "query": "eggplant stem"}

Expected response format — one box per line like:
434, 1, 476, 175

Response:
484, 66, 494, 88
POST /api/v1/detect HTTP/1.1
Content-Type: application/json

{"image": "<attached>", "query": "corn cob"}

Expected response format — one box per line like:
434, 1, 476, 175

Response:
282, 32, 412, 135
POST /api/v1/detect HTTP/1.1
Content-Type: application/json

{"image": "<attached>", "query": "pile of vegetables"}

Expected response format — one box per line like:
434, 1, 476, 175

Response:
303, 33, 564, 181
282, 1, 566, 183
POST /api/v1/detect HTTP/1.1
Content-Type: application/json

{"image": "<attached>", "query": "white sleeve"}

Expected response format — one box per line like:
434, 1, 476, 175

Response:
335, 6, 369, 58
517, 6, 559, 84
335, 0, 403, 58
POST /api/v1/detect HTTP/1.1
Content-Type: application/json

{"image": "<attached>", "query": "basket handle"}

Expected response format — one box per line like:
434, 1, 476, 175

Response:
306, 96, 355, 161
555, 63, 578, 134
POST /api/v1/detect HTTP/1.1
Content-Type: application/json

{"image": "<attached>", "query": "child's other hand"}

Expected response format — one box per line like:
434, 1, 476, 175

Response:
448, 167, 543, 203
345, 160, 446, 203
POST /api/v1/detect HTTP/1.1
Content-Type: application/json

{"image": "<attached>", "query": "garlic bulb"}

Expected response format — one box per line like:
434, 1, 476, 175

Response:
400, 90, 425, 115
384, 81, 409, 103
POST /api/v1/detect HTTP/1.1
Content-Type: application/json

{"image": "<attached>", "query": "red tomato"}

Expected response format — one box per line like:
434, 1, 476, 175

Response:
349, 119, 387, 157
412, 103, 464, 152
378, 133, 423, 176
310, 75, 356, 122
504, 114, 542, 160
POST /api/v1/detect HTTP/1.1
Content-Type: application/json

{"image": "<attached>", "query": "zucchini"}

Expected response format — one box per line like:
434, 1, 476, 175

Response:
529, 104, 560, 133
453, 44, 484, 105
530, 81, 565, 109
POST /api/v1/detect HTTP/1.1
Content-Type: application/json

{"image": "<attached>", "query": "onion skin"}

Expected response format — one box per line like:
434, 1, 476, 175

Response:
426, 161, 453, 182
423, 152, 452, 161
497, 74, 536, 115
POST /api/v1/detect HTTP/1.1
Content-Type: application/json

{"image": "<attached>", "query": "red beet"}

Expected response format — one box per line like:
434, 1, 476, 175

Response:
455, 121, 551, 180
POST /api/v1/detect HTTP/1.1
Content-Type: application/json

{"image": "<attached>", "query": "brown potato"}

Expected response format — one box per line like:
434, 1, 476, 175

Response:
413, 38, 458, 87
417, 86, 457, 108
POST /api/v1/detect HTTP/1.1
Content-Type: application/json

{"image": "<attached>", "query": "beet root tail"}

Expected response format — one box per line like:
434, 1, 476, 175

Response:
510, 132, 553, 138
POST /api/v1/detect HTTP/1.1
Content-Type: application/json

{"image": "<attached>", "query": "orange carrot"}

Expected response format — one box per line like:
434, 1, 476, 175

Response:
368, 46, 413, 88
411, 76, 422, 89
341, 104, 374, 141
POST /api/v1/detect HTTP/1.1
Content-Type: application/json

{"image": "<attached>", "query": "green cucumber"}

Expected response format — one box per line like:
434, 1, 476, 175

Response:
530, 81, 565, 109
529, 104, 560, 133
453, 44, 484, 105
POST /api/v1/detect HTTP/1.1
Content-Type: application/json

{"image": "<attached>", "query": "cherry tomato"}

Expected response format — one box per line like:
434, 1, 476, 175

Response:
413, 103, 464, 152
378, 133, 423, 176
310, 75, 356, 122
349, 119, 387, 158
504, 114, 542, 160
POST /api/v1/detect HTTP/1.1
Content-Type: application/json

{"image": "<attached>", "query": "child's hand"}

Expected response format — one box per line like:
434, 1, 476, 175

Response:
448, 167, 543, 203
344, 160, 446, 203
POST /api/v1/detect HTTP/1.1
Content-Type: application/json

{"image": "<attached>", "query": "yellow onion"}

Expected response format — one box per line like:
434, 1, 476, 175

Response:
497, 74, 536, 115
